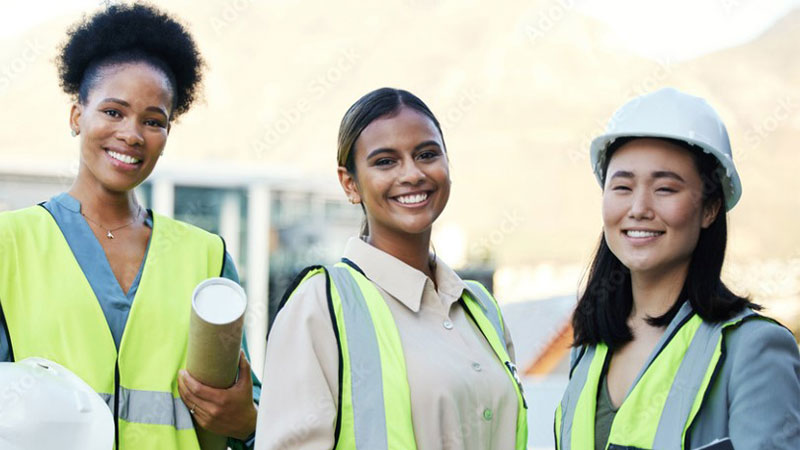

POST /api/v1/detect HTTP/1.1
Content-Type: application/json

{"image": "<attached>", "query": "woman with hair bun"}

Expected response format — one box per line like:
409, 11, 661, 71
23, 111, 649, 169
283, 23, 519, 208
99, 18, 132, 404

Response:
255, 88, 528, 449
0, 4, 259, 448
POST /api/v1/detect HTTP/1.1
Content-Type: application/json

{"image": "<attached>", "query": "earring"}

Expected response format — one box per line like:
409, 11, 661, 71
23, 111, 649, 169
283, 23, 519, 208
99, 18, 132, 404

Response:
70, 129, 78, 137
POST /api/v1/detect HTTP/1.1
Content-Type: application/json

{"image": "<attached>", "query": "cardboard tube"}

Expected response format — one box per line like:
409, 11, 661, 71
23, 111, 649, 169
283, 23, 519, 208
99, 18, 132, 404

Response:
186, 277, 248, 450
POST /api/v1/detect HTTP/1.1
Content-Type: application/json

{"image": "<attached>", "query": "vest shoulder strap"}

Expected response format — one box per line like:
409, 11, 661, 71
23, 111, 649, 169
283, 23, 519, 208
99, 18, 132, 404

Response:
463, 280, 507, 350
0, 205, 50, 237
276, 265, 327, 313
569, 345, 587, 378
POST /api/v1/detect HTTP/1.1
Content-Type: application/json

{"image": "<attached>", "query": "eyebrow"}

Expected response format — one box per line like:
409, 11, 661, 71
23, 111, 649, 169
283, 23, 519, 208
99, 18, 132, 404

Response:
609, 170, 685, 182
100, 98, 168, 118
366, 140, 441, 160
652, 171, 685, 182
609, 170, 634, 179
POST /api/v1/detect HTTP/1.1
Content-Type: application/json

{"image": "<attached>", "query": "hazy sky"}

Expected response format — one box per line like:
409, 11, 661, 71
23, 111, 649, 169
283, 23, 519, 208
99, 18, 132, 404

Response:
575, 0, 800, 60
2, 0, 798, 60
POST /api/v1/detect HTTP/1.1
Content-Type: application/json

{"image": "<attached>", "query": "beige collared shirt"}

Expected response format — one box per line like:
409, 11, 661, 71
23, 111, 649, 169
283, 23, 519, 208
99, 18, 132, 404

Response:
255, 238, 520, 450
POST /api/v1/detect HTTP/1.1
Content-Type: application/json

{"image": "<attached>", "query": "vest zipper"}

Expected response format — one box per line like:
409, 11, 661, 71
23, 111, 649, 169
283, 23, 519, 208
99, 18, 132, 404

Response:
114, 358, 121, 449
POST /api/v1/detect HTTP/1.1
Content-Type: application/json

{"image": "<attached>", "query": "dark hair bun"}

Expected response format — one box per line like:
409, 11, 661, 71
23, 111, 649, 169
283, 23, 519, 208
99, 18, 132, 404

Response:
57, 3, 204, 118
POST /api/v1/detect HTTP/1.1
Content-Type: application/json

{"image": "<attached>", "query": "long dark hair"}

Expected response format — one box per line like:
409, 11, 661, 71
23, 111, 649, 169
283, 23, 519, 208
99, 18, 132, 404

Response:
572, 137, 760, 349
337, 87, 445, 237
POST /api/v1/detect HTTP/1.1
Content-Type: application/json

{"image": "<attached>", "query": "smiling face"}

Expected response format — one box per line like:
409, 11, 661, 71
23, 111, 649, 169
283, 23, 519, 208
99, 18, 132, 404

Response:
339, 106, 450, 241
602, 138, 719, 278
70, 61, 173, 194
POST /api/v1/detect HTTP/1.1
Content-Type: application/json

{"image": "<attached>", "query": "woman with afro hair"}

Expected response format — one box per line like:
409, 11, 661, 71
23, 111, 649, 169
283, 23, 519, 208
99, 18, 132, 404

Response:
0, 4, 259, 448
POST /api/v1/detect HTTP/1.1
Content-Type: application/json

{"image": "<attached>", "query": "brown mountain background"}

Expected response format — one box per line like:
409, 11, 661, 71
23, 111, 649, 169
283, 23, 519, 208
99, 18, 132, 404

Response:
1, 1, 798, 323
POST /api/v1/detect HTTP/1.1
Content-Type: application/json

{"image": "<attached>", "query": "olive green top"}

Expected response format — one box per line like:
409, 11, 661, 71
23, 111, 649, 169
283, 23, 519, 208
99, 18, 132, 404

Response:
595, 371, 619, 450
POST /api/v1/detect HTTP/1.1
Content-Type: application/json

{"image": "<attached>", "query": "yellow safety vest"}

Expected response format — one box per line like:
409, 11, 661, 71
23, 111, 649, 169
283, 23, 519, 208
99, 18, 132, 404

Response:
283, 262, 529, 450
555, 305, 762, 450
0, 205, 224, 449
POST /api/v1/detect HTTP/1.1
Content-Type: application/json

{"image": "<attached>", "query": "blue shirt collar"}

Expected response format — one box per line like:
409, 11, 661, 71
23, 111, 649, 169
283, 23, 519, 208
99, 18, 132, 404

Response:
49, 192, 152, 227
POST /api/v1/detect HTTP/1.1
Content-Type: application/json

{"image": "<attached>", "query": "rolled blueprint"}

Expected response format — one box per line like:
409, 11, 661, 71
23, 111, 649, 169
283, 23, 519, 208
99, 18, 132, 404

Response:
186, 277, 248, 450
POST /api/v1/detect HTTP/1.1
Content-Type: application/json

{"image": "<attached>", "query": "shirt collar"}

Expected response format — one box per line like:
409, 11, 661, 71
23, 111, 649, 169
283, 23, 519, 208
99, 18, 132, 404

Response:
341, 237, 468, 312
51, 192, 81, 213
49, 192, 153, 228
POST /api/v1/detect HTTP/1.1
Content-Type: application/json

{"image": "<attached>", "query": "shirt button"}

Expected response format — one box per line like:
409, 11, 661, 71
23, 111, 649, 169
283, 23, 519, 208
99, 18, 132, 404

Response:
482, 408, 493, 421
471, 362, 482, 372
442, 319, 454, 330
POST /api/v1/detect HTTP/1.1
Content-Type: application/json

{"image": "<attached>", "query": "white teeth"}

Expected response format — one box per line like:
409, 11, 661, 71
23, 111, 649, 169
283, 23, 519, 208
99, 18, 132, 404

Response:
107, 150, 140, 164
396, 193, 428, 205
626, 230, 663, 238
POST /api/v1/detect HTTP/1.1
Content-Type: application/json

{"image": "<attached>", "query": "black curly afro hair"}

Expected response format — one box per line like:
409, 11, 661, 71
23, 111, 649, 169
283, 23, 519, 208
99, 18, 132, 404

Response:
57, 3, 204, 119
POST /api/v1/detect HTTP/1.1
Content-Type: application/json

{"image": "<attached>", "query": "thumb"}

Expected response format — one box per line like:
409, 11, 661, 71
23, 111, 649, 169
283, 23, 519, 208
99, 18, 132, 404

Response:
236, 350, 251, 385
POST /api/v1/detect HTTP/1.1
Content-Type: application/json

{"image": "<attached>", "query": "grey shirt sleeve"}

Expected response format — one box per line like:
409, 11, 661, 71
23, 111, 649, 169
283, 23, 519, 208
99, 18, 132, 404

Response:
0, 304, 9, 362
725, 319, 800, 449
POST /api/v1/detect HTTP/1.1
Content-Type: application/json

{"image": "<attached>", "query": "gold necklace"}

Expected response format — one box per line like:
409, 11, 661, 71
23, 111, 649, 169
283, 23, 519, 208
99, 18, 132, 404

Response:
81, 205, 143, 239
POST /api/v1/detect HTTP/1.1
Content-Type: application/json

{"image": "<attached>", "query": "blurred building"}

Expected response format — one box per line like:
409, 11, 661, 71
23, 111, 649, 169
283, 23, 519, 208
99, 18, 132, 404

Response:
503, 296, 575, 450
0, 162, 363, 378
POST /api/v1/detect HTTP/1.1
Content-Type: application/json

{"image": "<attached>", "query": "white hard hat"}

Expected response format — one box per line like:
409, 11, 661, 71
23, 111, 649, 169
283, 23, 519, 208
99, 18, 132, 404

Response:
589, 87, 742, 211
0, 357, 114, 450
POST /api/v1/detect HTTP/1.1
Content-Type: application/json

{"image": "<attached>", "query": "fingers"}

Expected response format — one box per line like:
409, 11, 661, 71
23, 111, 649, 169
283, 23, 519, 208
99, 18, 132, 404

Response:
177, 362, 257, 438
177, 370, 213, 427
239, 349, 250, 372
177, 370, 195, 406
180, 369, 224, 403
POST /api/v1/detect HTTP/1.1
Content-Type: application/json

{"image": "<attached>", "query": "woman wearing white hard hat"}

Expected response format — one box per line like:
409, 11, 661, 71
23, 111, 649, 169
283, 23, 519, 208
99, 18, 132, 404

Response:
555, 87, 800, 449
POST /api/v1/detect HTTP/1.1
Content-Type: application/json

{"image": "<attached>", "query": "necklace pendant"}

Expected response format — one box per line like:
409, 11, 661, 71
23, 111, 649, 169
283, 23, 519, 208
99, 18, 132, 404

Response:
106, 230, 114, 239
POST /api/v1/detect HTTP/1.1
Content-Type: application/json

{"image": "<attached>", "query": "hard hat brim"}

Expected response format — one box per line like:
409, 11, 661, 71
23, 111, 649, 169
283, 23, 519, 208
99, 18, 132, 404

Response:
590, 131, 742, 211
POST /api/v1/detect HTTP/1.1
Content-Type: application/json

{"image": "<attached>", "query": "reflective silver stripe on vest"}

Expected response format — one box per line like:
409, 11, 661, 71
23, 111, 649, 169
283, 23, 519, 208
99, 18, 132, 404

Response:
100, 392, 113, 411
328, 266, 388, 450
97, 388, 194, 430
464, 281, 507, 350
559, 345, 596, 450
652, 310, 757, 448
